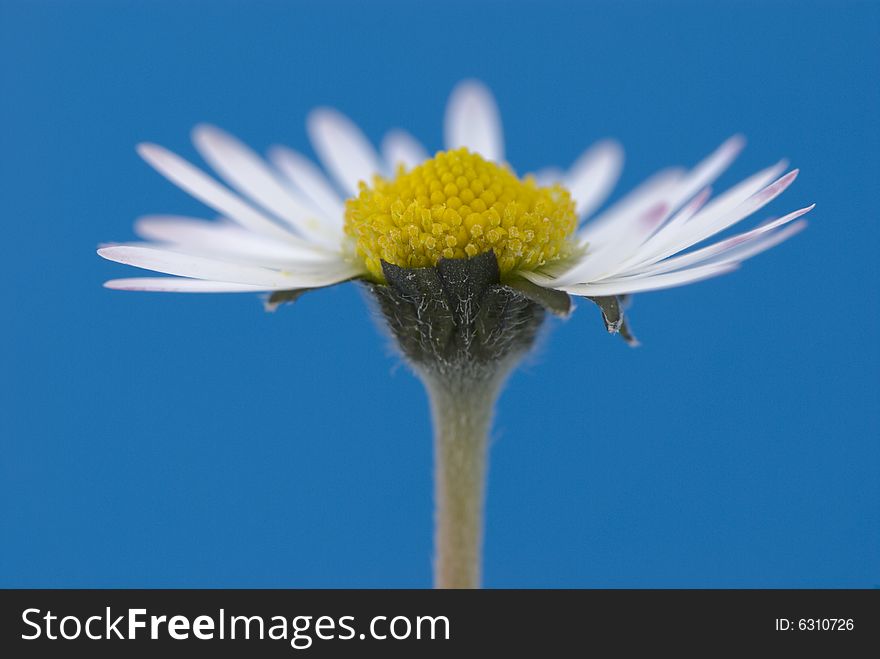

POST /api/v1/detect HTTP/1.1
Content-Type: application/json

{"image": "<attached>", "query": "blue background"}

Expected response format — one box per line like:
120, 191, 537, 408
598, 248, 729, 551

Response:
1, 0, 877, 587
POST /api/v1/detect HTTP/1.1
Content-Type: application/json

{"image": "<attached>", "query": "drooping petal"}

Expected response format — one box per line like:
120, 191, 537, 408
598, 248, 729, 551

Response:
268, 146, 346, 226
444, 80, 504, 162
307, 107, 384, 197
191, 125, 341, 245
381, 129, 429, 171
98, 245, 362, 289
564, 139, 624, 218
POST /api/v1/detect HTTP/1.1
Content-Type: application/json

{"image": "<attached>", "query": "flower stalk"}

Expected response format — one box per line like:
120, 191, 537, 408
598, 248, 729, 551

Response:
368, 250, 554, 588
423, 367, 504, 588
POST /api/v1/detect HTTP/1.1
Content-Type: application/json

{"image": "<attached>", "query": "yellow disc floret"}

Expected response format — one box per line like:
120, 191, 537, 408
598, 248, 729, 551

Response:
344, 148, 577, 282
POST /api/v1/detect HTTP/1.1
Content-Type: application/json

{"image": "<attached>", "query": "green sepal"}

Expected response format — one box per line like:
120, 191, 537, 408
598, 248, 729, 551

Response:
263, 288, 309, 312
505, 276, 572, 317
369, 250, 545, 375
587, 295, 639, 347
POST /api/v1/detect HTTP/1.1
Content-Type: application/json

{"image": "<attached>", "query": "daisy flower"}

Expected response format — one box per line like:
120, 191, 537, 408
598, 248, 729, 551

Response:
99, 80, 812, 588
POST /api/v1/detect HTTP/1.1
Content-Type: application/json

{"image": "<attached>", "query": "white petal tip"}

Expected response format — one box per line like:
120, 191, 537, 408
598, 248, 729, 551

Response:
602, 138, 625, 156
725, 134, 747, 152
191, 123, 224, 144
445, 79, 503, 161
307, 107, 340, 131
97, 245, 132, 264
136, 142, 172, 167
451, 79, 493, 97
136, 142, 159, 157
774, 169, 800, 191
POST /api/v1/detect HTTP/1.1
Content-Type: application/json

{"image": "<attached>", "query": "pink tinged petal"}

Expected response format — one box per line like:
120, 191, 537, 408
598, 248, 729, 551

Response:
630, 205, 813, 277
599, 188, 713, 278
672, 160, 788, 230
191, 125, 341, 245
651, 169, 800, 264
563, 139, 624, 218
137, 143, 305, 245
577, 136, 746, 245
578, 167, 684, 242
268, 146, 345, 225
579, 137, 745, 272
702, 218, 807, 269
381, 129, 429, 171
556, 262, 740, 297
307, 108, 384, 198
97, 245, 362, 289
662, 135, 746, 215
699, 164, 794, 224
444, 80, 504, 162
618, 162, 790, 275
104, 278, 273, 293
551, 202, 670, 287
134, 215, 336, 264
658, 186, 713, 234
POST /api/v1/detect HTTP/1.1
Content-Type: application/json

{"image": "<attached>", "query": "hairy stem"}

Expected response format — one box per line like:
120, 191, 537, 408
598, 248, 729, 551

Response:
423, 372, 504, 589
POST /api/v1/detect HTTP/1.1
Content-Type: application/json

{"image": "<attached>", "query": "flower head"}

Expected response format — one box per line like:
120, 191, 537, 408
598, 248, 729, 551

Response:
345, 148, 577, 281
99, 80, 812, 341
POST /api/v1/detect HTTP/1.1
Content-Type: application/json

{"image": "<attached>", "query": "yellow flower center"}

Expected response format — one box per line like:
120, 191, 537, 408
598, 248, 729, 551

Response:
344, 148, 577, 282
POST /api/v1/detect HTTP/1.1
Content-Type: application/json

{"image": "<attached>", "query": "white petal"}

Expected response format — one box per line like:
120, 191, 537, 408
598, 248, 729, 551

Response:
577, 137, 745, 243
307, 108, 383, 197
191, 125, 340, 245
662, 135, 746, 216
630, 206, 813, 277
691, 160, 789, 222
564, 140, 624, 218
645, 169, 800, 266
548, 202, 670, 286
104, 277, 272, 293
700, 219, 807, 269
578, 167, 684, 242
609, 162, 788, 277
134, 215, 336, 264
137, 143, 305, 245
556, 262, 739, 297
268, 146, 345, 225
381, 129, 429, 171
98, 245, 362, 289
444, 80, 504, 162
593, 187, 713, 279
